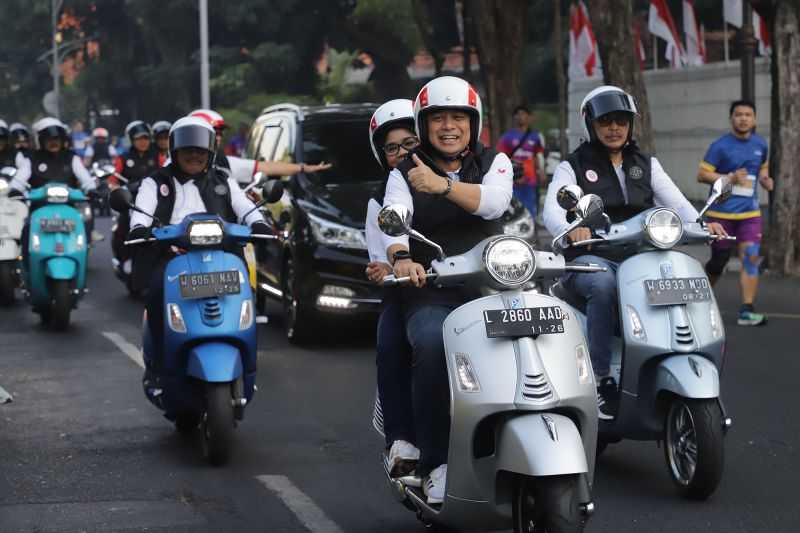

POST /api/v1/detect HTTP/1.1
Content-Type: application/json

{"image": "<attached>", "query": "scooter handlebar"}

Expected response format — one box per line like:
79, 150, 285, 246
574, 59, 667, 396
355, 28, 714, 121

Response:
382, 272, 438, 287
564, 262, 607, 273
123, 237, 157, 245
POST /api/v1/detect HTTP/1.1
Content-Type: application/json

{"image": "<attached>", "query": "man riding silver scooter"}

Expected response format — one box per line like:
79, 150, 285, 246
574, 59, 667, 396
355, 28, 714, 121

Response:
378, 197, 607, 532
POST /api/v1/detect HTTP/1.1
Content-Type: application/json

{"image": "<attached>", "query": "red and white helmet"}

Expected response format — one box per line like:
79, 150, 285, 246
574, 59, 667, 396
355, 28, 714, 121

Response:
413, 76, 482, 152
190, 109, 226, 130
92, 127, 109, 139
368, 99, 415, 169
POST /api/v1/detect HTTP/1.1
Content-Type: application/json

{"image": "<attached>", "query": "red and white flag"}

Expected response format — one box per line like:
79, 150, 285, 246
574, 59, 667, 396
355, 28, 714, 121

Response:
753, 10, 771, 55
568, 1, 600, 79
724, 0, 743, 28
683, 0, 706, 66
649, 0, 685, 68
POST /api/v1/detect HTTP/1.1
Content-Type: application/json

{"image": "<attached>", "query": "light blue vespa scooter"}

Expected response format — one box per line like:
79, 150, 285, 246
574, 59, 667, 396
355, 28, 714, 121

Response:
24, 183, 89, 330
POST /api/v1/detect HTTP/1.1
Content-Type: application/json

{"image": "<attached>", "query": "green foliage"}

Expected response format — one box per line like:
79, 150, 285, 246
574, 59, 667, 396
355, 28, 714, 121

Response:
317, 49, 375, 104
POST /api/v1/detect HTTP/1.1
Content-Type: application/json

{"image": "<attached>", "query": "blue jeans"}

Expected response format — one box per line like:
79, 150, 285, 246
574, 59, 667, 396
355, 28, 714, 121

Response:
405, 304, 455, 476
376, 300, 414, 448
513, 183, 538, 218
562, 255, 619, 377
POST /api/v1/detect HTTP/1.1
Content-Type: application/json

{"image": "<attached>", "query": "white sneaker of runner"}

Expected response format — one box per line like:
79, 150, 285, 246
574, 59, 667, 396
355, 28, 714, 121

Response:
423, 464, 447, 505
387, 440, 420, 478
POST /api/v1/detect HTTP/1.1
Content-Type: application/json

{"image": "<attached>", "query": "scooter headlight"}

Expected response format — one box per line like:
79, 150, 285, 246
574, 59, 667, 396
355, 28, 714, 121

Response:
188, 221, 224, 246
239, 299, 254, 330
46, 186, 69, 204
644, 208, 683, 249
483, 237, 535, 287
167, 303, 187, 333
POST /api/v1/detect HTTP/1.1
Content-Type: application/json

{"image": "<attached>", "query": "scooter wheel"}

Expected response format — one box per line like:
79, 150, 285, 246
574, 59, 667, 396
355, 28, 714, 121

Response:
0, 263, 16, 304
175, 412, 201, 436
513, 474, 584, 533
664, 398, 724, 500
49, 280, 73, 331
202, 383, 235, 466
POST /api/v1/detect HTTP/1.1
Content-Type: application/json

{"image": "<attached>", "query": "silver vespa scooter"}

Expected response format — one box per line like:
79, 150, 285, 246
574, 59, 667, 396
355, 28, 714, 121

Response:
375, 197, 607, 532
550, 180, 735, 500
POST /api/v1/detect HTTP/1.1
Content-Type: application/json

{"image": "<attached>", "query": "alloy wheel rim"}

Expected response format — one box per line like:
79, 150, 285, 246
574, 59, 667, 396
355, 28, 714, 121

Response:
667, 402, 697, 485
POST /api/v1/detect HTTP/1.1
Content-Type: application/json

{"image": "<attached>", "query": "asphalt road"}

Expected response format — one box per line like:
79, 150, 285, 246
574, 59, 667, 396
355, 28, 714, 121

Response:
1, 217, 798, 533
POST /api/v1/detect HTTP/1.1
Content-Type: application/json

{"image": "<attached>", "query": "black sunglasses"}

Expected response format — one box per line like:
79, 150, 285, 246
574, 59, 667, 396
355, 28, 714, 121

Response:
383, 136, 420, 156
595, 112, 632, 127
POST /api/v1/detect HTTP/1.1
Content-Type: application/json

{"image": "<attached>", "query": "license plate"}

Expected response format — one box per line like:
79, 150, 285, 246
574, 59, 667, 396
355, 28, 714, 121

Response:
40, 218, 75, 233
483, 306, 566, 338
179, 270, 241, 299
644, 277, 712, 306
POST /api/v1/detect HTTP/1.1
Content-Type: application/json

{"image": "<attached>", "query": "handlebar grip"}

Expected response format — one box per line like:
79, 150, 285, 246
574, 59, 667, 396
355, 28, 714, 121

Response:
250, 234, 278, 241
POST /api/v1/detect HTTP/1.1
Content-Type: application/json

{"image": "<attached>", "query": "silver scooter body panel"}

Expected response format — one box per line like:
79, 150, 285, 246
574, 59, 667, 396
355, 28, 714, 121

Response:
414, 289, 597, 531
599, 249, 725, 440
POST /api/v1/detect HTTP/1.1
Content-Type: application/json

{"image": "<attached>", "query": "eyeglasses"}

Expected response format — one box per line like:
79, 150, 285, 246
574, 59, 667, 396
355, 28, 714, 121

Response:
383, 136, 420, 156
595, 112, 631, 127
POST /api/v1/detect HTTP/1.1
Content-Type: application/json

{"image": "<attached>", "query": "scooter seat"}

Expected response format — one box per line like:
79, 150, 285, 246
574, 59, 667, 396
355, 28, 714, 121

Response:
550, 281, 587, 314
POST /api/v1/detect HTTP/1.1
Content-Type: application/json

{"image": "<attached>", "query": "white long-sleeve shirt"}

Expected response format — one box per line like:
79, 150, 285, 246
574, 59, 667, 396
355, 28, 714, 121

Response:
11, 153, 96, 193
130, 174, 265, 229
543, 157, 699, 237
365, 198, 388, 264
226, 155, 259, 185
381, 152, 513, 252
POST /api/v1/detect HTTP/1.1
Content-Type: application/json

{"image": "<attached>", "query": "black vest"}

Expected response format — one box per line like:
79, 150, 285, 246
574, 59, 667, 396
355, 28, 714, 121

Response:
29, 150, 78, 189
216, 151, 230, 170
566, 141, 654, 223
0, 148, 16, 168
121, 148, 159, 185
397, 144, 503, 310
149, 164, 236, 226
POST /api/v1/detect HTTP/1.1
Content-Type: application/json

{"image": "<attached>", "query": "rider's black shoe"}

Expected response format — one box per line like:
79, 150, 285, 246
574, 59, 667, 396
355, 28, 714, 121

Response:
596, 376, 619, 421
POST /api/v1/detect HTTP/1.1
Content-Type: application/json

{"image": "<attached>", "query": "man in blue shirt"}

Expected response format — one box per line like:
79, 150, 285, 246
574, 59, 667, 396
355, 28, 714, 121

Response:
698, 100, 774, 326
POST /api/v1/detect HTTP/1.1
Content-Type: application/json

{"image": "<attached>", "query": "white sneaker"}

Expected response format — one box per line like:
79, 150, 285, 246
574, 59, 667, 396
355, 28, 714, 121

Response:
387, 440, 420, 477
423, 464, 447, 505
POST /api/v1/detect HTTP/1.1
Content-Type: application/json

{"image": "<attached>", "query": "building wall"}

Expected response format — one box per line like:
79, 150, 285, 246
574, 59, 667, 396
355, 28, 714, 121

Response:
568, 58, 771, 204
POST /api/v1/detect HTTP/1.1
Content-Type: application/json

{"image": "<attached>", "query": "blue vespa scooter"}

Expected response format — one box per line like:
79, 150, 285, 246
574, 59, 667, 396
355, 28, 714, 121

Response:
110, 179, 283, 465
24, 183, 89, 330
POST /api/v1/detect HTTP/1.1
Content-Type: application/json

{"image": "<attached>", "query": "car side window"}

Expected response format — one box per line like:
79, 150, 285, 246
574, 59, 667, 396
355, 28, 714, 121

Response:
258, 121, 282, 162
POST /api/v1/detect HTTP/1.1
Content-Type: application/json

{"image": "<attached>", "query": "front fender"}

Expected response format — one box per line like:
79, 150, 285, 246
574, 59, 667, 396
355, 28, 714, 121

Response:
656, 354, 719, 399
45, 257, 77, 280
186, 342, 243, 383
496, 413, 588, 477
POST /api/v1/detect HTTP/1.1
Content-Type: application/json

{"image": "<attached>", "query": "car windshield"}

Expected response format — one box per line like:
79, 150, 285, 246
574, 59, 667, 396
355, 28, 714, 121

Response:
302, 119, 384, 184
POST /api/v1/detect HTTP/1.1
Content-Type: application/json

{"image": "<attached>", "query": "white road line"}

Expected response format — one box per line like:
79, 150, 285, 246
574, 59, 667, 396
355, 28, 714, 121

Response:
0, 384, 12, 404
101, 331, 144, 369
256, 475, 344, 533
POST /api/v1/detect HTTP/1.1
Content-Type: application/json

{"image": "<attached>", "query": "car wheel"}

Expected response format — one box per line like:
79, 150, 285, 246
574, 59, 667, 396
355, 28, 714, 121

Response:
282, 255, 314, 344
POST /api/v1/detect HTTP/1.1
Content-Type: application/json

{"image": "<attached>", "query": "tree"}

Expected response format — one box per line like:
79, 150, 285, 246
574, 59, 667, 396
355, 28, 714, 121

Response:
586, 0, 655, 154
467, 0, 529, 141
766, 0, 800, 275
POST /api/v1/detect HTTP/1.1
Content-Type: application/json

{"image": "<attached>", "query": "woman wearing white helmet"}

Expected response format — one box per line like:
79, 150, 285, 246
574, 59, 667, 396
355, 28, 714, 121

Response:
10, 123, 32, 155
543, 85, 726, 420
83, 127, 118, 167
381, 76, 513, 504
363, 99, 422, 479
152, 120, 172, 166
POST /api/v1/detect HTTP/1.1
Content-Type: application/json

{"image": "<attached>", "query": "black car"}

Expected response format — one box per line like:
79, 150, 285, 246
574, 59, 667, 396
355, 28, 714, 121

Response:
247, 103, 536, 343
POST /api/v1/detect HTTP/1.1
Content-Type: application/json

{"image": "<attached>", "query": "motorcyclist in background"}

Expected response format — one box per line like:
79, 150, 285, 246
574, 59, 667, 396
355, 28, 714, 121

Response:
83, 127, 118, 167
0, 120, 17, 168
152, 120, 172, 167
10, 123, 32, 157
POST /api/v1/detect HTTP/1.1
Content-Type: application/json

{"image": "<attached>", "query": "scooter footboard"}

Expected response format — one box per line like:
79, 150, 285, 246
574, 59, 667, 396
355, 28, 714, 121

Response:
496, 413, 588, 476
45, 257, 77, 280
186, 342, 243, 383
656, 354, 719, 399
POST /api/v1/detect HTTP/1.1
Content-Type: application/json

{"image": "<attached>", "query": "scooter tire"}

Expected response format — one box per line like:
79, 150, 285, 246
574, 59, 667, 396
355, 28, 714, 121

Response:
175, 412, 201, 436
664, 398, 724, 500
203, 383, 235, 466
0, 262, 15, 304
513, 474, 584, 533
49, 280, 72, 331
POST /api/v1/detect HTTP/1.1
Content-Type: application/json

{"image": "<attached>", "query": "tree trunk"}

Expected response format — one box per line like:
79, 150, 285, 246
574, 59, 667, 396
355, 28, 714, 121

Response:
586, 0, 654, 154
468, 0, 528, 143
767, 1, 800, 275
553, 0, 569, 156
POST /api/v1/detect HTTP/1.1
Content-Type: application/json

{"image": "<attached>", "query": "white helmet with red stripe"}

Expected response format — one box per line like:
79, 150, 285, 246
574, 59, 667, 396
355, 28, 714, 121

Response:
368, 99, 414, 169
413, 75, 482, 152
92, 127, 109, 138
190, 108, 226, 130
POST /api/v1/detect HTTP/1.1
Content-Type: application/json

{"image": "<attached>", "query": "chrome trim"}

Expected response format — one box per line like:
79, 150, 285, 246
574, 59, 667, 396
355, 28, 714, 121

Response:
259, 282, 283, 298
541, 414, 559, 442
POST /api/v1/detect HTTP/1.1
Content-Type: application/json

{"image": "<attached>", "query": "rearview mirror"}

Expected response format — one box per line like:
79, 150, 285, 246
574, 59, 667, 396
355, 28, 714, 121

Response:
712, 176, 733, 203
262, 178, 284, 204
109, 187, 133, 212
575, 194, 605, 225
0, 166, 17, 179
377, 204, 412, 237
557, 184, 584, 211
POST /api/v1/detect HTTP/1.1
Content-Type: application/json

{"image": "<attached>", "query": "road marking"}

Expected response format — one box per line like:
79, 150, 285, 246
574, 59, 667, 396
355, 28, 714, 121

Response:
102, 331, 144, 369
256, 475, 344, 533
0, 384, 12, 404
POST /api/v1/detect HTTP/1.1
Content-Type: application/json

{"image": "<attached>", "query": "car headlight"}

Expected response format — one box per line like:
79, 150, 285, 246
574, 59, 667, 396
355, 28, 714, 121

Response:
644, 208, 683, 249
503, 209, 535, 239
308, 212, 367, 250
46, 186, 69, 203
483, 237, 535, 287
188, 221, 224, 245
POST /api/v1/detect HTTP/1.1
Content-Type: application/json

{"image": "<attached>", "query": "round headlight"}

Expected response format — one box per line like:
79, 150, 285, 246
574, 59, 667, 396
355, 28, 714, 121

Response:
483, 237, 535, 287
644, 208, 683, 249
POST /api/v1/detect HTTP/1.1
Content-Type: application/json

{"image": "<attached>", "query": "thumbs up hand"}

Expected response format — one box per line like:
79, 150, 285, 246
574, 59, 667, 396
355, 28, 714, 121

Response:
408, 154, 449, 195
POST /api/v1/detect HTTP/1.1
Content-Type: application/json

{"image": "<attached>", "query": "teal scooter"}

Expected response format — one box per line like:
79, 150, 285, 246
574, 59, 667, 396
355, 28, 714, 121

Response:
24, 183, 89, 330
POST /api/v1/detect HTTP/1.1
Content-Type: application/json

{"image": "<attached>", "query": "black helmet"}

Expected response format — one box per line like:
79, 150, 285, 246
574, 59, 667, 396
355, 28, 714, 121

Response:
125, 120, 152, 144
